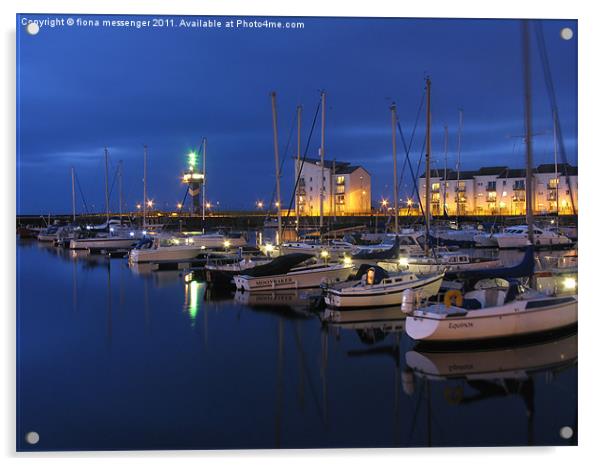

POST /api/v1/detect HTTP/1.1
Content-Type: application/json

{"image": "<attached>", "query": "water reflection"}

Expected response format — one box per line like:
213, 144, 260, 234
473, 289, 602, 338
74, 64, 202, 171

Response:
17, 238, 577, 450
405, 331, 577, 446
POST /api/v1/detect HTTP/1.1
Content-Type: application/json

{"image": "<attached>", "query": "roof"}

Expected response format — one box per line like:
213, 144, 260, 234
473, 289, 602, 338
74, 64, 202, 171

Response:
421, 163, 577, 180
301, 157, 365, 174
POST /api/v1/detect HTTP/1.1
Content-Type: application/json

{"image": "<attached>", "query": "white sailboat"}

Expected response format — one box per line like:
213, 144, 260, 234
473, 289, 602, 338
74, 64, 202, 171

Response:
493, 225, 571, 249
405, 278, 577, 342
378, 252, 501, 275
185, 232, 247, 249
233, 253, 354, 292
324, 268, 444, 309
128, 237, 204, 264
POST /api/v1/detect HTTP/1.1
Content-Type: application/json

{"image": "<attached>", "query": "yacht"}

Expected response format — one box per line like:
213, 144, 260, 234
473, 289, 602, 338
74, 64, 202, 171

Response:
493, 225, 572, 249
323, 265, 444, 309
405, 278, 577, 342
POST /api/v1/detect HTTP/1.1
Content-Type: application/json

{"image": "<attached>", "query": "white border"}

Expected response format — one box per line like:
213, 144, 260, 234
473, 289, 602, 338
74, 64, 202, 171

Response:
3, 1, 599, 465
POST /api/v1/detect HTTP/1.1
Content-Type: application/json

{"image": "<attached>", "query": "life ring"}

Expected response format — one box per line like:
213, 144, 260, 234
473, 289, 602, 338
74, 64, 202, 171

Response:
444, 289, 463, 308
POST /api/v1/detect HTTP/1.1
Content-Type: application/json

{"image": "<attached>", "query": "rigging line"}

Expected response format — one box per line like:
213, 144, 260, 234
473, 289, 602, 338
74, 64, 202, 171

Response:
265, 107, 297, 223
75, 173, 90, 215
534, 20, 576, 215
397, 90, 426, 201
284, 97, 322, 223
399, 125, 427, 220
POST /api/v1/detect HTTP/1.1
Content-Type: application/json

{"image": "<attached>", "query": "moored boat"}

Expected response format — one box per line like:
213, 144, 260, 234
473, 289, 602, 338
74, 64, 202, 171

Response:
493, 225, 572, 249
378, 252, 501, 275
233, 253, 354, 291
405, 278, 577, 342
324, 265, 444, 309
128, 237, 204, 264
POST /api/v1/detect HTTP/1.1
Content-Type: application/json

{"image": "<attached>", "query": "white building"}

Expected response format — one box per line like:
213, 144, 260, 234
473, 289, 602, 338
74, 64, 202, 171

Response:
419, 163, 577, 216
296, 157, 371, 216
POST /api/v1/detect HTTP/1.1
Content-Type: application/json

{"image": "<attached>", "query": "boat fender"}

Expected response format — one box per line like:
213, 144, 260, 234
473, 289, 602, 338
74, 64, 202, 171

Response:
444, 289, 463, 308
401, 289, 415, 314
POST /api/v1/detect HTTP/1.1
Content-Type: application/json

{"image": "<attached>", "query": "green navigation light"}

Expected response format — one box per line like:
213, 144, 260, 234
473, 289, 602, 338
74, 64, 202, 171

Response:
188, 151, 197, 168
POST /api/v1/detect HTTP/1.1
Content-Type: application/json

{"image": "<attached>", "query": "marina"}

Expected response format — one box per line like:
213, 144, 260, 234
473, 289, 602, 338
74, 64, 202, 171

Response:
15, 12, 579, 452
16, 237, 577, 449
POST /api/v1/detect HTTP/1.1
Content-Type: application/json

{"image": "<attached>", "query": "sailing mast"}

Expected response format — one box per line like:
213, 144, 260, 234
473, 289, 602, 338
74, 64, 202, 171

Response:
104, 147, 110, 225
320, 91, 326, 230
118, 160, 123, 223
425, 78, 432, 255
71, 167, 76, 223
391, 103, 399, 233
456, 109, 463, 222
296, 105, 302, 231
553, 110, 559, 219
202, 137, 207, 224
270, 92, 283, 244
522, 20, 535, 244
332, 158, 336, 223
443, 125, 448, 217
143, 145, 148, 228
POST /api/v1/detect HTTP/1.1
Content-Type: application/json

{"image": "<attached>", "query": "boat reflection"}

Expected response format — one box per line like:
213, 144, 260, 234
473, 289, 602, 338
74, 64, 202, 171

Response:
404, 331, 577, 446
406, 331, 577, 381
321, 305, 406, 329
130, 262, 184, 288
234, 289, 318, 318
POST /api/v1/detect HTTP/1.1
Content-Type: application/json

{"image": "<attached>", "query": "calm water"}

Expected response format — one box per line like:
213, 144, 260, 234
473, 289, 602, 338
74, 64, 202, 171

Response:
16, 239, 577, 450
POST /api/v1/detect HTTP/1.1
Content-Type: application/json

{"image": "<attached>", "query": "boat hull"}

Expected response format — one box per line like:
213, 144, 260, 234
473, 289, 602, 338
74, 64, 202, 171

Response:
70, 238, 138, 250
406, 296, 577, 342
128, 246, 203, 263
324, 274, 444, 309
234, 265, 354, 291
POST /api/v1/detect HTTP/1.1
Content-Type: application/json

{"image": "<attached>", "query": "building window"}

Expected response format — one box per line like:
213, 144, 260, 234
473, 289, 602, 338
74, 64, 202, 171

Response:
309, 177, 312, 182
336, 185, 345, 194
432, 182, 440, 192
486, 181, 496, 191
503, 180, 507, 186
487, 192, 497, 202
513, 180, 525, 190
336, 176, 345, 185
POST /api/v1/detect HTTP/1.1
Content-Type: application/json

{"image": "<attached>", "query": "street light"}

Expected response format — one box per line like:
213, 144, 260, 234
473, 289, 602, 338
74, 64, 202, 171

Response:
257, 201, 264, 209
177, 203, 183, 210
147, 200, 154, 209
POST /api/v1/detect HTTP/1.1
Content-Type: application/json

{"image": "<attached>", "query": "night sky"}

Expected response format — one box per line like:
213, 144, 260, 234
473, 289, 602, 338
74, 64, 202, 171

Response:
16, 15, 577, 215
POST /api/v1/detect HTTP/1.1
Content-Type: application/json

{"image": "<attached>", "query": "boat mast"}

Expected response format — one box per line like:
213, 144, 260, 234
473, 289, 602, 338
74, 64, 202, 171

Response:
270, 92, 283, 244
104, 147, 110, 224
320, 91, 326, 230
71, 167, 76, 223
143, 145, 148, 228
553, 110, 559, 219
425, 77, 432, 255
522, 20, 534, 244
118, 160, 123, 223
332, 158, 336, 223
296, 105, 302, 231
391, 103, 399, 233
456, 109, 463, 222
443, 125, 448, 217
202, 137, 207, 224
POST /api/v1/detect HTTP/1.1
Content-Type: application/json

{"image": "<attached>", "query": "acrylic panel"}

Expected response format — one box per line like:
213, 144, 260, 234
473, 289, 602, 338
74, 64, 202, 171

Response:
16, 14, 578, 451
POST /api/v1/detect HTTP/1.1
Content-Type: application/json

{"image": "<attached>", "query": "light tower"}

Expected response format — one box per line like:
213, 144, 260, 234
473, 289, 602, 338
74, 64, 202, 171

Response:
182, 150, 204, 214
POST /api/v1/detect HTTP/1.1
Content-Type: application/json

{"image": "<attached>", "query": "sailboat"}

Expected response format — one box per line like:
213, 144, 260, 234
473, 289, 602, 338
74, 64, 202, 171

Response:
233, 253, 354, 292
405, 277, 577, 343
